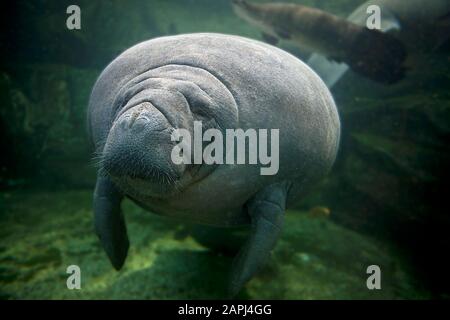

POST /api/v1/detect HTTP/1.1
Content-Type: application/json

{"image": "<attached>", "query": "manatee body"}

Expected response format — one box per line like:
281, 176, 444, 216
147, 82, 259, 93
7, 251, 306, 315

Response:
87, 33, 340, 295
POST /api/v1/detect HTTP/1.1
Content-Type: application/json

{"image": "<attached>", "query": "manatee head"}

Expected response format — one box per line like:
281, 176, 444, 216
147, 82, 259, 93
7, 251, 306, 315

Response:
101, 101, 188, 199
98, 63, 240, 199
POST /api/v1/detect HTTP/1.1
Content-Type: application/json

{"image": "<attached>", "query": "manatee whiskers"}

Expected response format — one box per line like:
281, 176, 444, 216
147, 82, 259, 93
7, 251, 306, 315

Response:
89, 136, 109, 169
90, 151, 105, 170
102, 150, 178, 186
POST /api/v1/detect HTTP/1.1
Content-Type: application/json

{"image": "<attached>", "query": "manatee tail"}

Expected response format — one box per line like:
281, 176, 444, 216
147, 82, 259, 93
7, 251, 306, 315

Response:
345, 28, 407, 84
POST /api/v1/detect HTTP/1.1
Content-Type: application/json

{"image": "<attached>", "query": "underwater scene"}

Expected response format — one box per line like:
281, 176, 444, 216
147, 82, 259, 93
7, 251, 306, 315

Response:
0, 0, 449, 300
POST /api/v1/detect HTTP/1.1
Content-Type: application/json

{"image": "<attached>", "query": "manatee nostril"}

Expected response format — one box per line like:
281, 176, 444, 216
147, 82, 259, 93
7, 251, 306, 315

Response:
128, 104, 145, 128
116, 106, 153, 131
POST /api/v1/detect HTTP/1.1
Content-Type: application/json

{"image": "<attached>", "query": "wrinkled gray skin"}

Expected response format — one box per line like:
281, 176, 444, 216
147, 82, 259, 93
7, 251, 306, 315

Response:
87, 33, 340, 296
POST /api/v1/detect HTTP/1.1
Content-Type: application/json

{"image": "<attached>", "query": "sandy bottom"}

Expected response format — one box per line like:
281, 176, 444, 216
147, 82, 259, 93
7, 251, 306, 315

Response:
0, 190, 428, 299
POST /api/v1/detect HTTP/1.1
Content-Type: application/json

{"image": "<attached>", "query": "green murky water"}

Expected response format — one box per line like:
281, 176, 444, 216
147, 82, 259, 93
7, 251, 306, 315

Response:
1, 0, 449, 299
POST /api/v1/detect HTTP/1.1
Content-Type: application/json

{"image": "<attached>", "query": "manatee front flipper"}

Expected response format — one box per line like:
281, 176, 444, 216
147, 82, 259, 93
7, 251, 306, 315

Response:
93, 173, 129, 270
229, 182, 289, 296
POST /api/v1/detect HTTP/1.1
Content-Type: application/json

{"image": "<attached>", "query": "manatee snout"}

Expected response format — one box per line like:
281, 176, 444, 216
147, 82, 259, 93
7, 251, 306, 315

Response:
101, 102, 185, 197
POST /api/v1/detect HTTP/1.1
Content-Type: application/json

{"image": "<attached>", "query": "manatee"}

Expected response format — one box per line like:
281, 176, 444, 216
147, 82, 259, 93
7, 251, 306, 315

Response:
87, 33, 340, 296
232, 0, 407, 84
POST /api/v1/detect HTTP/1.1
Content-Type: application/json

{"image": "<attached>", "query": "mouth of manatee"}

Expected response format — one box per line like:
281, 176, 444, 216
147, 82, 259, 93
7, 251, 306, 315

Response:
100, 102, 190, 198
